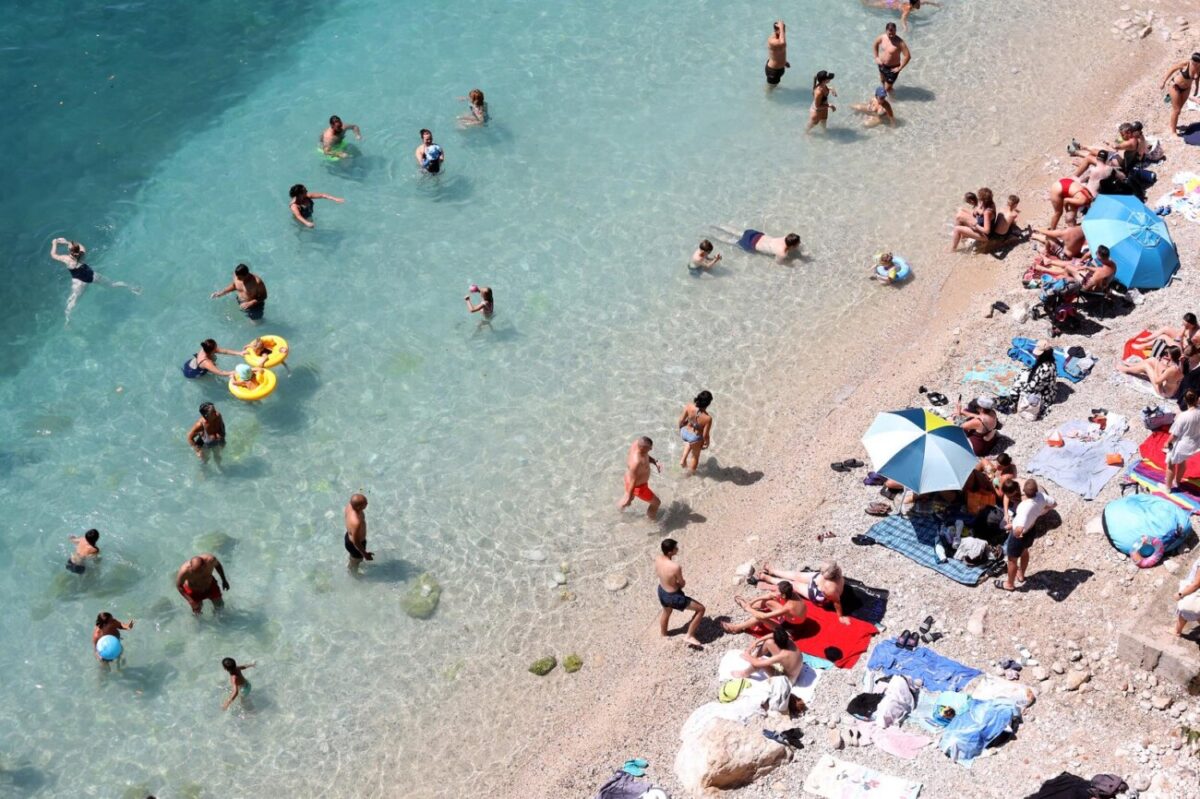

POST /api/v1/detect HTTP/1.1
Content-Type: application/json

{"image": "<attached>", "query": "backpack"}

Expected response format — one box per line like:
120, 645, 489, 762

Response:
1088, 773, 1128, 798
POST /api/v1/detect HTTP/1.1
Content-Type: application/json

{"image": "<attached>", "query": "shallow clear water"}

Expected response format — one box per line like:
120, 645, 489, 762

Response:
1, 1, 1105, 796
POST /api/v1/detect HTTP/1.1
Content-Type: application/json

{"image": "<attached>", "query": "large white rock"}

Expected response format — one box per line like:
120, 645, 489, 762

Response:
675, 718, 790, 793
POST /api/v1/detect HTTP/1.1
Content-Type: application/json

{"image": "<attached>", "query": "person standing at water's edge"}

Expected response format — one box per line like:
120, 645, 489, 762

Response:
655, 538, 705, 649
289, 184, 344, 229
211, 264, 267, 321
873, 22, 911, 96
320, 115, 362, 158
176, 554, 229, 614
765, 20, 789, 89
678, 391, 713, 472
619, 437, 661, 520
48, 237, 140, 323
416, 129, 444, 174
344, 493, 373, 570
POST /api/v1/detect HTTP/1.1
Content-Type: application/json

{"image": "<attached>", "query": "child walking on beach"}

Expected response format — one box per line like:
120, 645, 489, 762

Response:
221, 657, 256, 710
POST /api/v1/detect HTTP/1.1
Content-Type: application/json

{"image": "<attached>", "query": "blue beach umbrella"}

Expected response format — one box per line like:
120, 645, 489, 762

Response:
1081, 194, 1179, 290
861, 409, 978, 493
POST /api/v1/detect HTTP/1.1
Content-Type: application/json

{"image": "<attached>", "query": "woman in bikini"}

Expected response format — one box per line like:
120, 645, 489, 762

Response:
750, 561, 849, 624
720, 580, 808, 633
1048, 176, 1093, 230
806, 70, 837, 132
948, 187, 996, 252
289, 183, 344, 229
959, 395, 999, 456
1162, 53, 1200, 134
677, 390, 713, 472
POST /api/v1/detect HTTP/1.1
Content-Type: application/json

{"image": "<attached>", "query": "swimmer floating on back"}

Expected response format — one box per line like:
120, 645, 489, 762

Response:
320, 115, 362, 159
289, 184, 344, 229
48, 237, 140, 324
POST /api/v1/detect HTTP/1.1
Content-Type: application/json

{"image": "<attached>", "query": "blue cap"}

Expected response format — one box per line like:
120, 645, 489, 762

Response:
875, 86, 888, 100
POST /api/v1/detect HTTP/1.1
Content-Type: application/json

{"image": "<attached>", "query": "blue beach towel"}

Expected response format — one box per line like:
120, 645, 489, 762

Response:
866, 639, 982, 693
939, 698, 1020, 766
1026, 419, 1138, 500
865, 516, 990, 585
1008, 337, 1089, 383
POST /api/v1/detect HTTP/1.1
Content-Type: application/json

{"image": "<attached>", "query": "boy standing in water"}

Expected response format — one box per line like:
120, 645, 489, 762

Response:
344, 493, 373, 570
67, 529, 100, 574
221, 657, 256, 710
320, 115, 362, 158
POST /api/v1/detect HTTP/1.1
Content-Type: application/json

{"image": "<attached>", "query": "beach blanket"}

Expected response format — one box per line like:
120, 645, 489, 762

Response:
1124, 458, 1200, 513
841, 578, 890, 625
866, 639, 982, 693
1154, 171, 1200, 222
846, 719, 932, 760
911, 689, 969, 733
1124, 329, 1155, 361
865, 516, 990, 585
961, 359, 1023, 395
939, 698, 1020, 766
1140, 429, 1200, 482
1101, 494, 1192, 555
802, 754, 922, 799
716, 649, 822, 705
1026, 418, 1137, 500
749, 599, 878, 669
1009, 337, 1091, 383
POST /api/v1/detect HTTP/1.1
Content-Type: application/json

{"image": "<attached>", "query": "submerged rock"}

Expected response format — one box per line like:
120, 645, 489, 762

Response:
564, 654, 583, 673
529, 656, 557, 676
400, 573, 442, 620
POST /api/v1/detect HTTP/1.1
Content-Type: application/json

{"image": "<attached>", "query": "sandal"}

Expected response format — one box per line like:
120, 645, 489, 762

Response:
863, 471, 887, 486
831, 462, 850, 473
865, 503, 891, 517
852, 534, 878, 546
842, 458, 865, 468
879, 486, 901, 500
918, 616, 934, 636
993, 579, 1016, 592
927, 392, 949, 406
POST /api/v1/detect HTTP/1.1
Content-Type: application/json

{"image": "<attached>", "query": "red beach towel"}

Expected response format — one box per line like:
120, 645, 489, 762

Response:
1141, 430, 1200, 482
751, 599, 878, 669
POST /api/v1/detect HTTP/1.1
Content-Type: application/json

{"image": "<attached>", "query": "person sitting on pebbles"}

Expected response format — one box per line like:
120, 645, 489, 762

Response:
720, 579, 808, 634
749, 561, 849, 624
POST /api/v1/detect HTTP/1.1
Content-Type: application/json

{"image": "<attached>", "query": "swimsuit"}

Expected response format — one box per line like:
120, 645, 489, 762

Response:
1058, 178, 1093, 204
765, 62, 786, 85
344, 532, 368, 558
183, 580, 222, 602
657, 585, 693, 611
66, 559, 86, 575
69, 263, 95, 284
967, 418, 998, 456
631, 483, 656, 503
807, 574, 828, 604
680, 410, 705, 444
181, 356, 209, 379
245, 300, 265, 320
878, 63, 900, 86
737, 229, 765, 252
296, 198, 314, 221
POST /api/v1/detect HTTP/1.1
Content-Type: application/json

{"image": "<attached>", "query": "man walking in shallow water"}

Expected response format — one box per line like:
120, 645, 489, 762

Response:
873, 22, 911, 96
619, 437, 661, 520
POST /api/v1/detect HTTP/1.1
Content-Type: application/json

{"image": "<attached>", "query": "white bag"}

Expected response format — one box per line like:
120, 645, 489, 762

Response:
1017, 392, 1043, 422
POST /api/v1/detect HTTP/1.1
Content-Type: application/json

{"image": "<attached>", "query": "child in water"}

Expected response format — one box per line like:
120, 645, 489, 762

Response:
231, 363, 264, 390
243, 337, 285, 367
464, 285, 494, 320
458, 89, 488, 127
870, 251, 903, 284
221, 657, 256, 710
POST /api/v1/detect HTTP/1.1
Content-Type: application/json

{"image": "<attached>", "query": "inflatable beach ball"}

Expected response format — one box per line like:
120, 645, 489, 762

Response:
96, 634, 123, 662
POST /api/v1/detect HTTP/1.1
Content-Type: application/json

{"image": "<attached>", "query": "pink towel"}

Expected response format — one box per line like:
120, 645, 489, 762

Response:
873, 726, 932, 760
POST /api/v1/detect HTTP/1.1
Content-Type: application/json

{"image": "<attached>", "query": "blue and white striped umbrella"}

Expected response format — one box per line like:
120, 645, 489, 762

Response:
861, 409, 978, 493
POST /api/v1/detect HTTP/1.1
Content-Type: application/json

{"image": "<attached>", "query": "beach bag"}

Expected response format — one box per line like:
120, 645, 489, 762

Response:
1141, 405, 1175, 430
1017, 392, 1043, 422
1087, 774, 1128, 798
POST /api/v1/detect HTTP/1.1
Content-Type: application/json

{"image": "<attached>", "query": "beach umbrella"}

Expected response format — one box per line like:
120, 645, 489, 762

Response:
861, 409, 978, 493
1081, 194, 1179, 290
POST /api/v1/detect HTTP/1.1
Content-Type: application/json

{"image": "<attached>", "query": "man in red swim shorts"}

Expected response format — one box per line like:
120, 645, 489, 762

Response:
619, 436, 662, 520
175, 553, 230, 615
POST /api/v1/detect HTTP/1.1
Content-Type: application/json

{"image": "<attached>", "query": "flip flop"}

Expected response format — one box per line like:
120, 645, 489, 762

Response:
918, 616, 934, 636
879, 486, 901, 499
993, 579, 1016, 592
927, 392, 949, 406
898, 630, 913, 649
831, 462, 850, 472
621, 759, 648, 777
852, 534, 878, 546
863, 471, 887, 486
921, 631, 942, 644
865, 503, 891, 517
842, 459, 865, 468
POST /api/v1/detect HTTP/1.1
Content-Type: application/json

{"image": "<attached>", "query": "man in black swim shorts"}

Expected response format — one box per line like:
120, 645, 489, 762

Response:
765, 20, 789, 88
344, 493, 373, 571
655, 538, 706, 648
872, 22, 911, 96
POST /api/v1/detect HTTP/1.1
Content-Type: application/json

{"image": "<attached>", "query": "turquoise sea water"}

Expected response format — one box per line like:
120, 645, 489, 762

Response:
1, 1, 1104, 796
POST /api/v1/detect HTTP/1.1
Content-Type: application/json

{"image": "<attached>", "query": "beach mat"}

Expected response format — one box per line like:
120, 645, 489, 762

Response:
1125, 458, 1200, 514
802, 755, 922, 799
750, 599, 878, 669
1140, 429, 1200, 482
865, 516, 990, 585
841, 578, 889, 625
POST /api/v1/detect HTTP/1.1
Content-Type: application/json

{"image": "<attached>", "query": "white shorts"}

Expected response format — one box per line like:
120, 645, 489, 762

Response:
1178, 591, 1200, 622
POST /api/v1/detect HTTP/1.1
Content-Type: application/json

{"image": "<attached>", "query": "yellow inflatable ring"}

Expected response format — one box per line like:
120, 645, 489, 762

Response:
228, 368, 278, 401
243, 335, 289, 369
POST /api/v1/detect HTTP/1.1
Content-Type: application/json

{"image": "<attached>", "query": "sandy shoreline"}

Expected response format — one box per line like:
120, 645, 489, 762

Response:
485, 6, 1200, 799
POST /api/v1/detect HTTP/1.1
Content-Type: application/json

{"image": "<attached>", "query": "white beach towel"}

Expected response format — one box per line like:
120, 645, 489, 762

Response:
717, 649, 822, 704
802, 754, 922, 799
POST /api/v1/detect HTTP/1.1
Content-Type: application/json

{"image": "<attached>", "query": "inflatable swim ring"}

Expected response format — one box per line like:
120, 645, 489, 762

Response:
228, 368, 278, 401
874, 254, 912, 283
1131, 536, 1165, 568
316, 140, 349, 161
243, 335, 289, 369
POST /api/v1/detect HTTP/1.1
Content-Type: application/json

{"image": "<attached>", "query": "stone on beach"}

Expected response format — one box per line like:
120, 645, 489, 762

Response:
1065, 670, 1092, 691
604, 574, 628, 592
967, 606, 988, 636
528, 656, 557, 676
400, 573, 442, 620
674, 718, 790, 793
563, 654, 583, 673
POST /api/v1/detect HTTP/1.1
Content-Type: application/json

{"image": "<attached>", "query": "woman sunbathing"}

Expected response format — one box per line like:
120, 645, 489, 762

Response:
720, 580, 808, 634
749, 562, 848, 624
1120, 346, 1184, 400
1148, 313, 1200, 352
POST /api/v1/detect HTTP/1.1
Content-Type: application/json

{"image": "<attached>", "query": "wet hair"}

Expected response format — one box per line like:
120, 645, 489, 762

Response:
1007, 194, 1020, 207
638, 435, 653, 449
777, 580, 795, 600
820, 562, 843, 582
96, 612, 114, 627
68, 242, 83, 257
1131, 120, 1143, 132
468, 89, 484, 105
419, 128, 432, 138
699, 239, 713, 253
772, 626, 791, 648
911, 0, 921, 7
234, 263, 250, 278
1096, 245, 1110, 259
784, 233, 801, 248
886, 21, 898, 32
963, 192, 978, 206
199, 402, 215, 417
201, 339, 217, 355
977, 187, 995, 211
1185, 390, 1199, 410
329, 115, 342, 126
661, 538, 678, 555
1185, 312, 1197, 326
481, 287, 494, 303
1097, 149, 1111, 162
995, 453, 1012, 467
85, 529, 100, 545
1023, 478, 1039, 497
289, 184, 307, 199
222, 657, 238, 673
694, 390, 713, 410
350, 493, 368, 510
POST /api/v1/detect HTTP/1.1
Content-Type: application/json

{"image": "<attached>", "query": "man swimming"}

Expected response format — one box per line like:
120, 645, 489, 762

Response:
320, 115, 362, 158
67, 528, 100, 575
765, 20, 789, 89
873, 22, 911, 95
619, 437, 661, 520
211, 264, 268, 320
175, 554, 230, 615
187, 402, 226, 461
344, 493, 373, 571
48, 237, 140, 323
415, 129, 444, 174
713, 226, 803, 264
